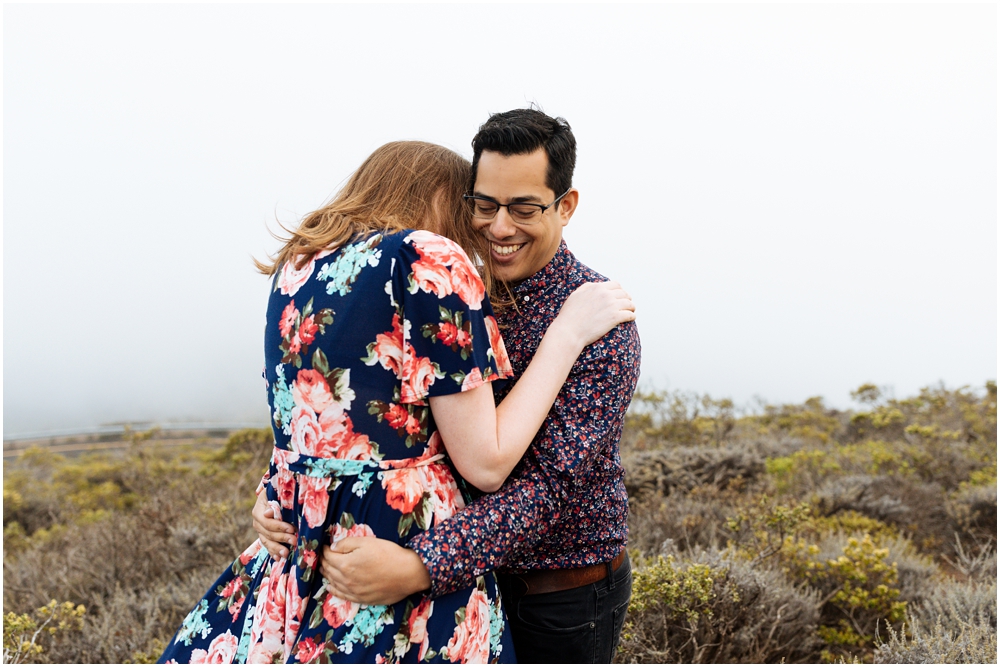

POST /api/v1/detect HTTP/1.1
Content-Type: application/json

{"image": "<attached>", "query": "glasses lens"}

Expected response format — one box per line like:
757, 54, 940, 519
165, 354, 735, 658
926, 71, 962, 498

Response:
509, 205, 542, 222
471, 199, 499, 218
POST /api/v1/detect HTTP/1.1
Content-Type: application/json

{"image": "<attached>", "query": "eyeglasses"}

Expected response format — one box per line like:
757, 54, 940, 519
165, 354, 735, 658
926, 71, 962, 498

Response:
462, 190, 571, 224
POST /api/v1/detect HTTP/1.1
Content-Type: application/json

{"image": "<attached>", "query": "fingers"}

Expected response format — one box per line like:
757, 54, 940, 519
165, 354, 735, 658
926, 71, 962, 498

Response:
252, 496, 296, 547
318, 548, 363, 602
260, 535, 289, 560
332, 536, 372, 553
253, 515, 296, 546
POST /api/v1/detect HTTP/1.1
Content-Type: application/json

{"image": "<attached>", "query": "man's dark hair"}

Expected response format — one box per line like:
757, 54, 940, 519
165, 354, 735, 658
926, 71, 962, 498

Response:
470, 108, 577, 196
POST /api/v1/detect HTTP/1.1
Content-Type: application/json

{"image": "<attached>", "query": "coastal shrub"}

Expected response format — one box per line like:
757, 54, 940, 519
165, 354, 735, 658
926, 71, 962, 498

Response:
743, 396, 845, 445
623, 445, 765, 503
624, 391, 738, 448
628, 486, 742, 554
616, 552, 821, 664
2, 429, 272, 663
2, 601, 85, 664
947, 483, 997, 543
941, 534, 996, 581
874, 614, 997, 664
911, 577, 997, 629
782, 533, 907, 662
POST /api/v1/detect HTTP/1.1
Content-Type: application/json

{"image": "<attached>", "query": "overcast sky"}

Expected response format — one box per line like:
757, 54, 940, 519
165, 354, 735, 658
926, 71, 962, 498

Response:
4, 3, 996, 439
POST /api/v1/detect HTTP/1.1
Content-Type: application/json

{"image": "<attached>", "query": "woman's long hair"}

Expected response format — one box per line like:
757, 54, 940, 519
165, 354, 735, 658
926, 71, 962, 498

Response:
256, 141, 504, 305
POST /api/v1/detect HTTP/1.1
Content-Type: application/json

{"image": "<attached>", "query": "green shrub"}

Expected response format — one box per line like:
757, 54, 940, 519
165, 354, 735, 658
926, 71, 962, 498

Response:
617, 553, 821, 663
782, 533, 907, 661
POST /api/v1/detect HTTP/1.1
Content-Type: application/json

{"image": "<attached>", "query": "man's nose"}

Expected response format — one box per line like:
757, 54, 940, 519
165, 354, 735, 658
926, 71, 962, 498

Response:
489, 209, 518, 239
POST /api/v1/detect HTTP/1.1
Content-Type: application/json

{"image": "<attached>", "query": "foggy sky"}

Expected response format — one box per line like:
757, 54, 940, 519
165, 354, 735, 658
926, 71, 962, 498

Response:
4, 3, 997, 438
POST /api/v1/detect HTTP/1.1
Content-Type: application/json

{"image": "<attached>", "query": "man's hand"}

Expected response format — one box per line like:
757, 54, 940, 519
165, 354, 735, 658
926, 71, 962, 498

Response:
251, 492, 296, 559
320, 537, 432, 606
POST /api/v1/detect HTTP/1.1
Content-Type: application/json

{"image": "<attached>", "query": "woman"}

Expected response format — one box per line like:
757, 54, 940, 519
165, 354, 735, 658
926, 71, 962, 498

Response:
159, 141, 634, 664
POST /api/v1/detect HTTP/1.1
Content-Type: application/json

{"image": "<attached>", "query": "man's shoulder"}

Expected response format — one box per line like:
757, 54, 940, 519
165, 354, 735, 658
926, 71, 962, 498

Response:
563, 254, 610, 290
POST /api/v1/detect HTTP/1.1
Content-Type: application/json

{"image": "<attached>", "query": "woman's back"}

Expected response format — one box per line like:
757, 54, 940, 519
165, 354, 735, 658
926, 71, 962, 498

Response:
159, 229, 514, 664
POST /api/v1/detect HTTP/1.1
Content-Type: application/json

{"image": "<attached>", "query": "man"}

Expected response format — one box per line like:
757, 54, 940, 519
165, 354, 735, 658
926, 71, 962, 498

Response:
253, 108, 641, 663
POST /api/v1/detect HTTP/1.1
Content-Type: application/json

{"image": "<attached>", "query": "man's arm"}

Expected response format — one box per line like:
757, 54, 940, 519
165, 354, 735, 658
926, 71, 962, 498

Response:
320, 448, 560, 602
321, 321, 640, 601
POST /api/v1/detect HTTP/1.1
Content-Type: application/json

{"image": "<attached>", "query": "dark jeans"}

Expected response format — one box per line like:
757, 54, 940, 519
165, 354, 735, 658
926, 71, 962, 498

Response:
497, 554, 632, 664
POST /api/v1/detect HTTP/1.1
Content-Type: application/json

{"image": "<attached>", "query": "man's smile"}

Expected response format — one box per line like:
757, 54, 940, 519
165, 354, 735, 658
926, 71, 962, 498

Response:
491, 242, 525, 258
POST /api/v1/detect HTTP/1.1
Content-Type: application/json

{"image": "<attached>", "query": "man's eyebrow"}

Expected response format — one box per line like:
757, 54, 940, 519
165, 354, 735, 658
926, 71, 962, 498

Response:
472, 191, 544, 204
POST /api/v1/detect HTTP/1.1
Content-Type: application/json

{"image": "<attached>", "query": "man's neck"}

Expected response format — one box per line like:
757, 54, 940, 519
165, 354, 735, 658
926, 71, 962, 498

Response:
509, 238, 564, 289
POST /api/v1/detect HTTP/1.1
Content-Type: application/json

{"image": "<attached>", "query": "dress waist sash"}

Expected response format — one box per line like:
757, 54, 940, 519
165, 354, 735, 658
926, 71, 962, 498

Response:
270, 446, 446, 479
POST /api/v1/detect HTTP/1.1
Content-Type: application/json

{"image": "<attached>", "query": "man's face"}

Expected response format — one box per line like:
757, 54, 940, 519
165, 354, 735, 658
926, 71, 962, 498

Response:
471, 148, 578, 284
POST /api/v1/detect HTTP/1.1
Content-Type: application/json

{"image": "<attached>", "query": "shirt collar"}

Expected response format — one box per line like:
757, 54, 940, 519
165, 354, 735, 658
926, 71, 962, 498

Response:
512, 240, 574, 296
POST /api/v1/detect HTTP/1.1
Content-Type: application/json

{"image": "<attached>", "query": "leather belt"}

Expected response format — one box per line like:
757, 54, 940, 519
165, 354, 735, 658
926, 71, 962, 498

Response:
513, 552, 626, 596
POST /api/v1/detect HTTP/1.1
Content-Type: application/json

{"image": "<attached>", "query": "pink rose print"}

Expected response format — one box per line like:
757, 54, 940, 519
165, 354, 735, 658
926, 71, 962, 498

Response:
407, 230, 485, 309
317, 405, 372, 460
298, 475, 330, 529
298, 315, 318, 346
301, 547, 318, 573
321, 591, 359, 630
279, 302, 299, 339
436, 321, 460, 346
292, 369, 335, 414
284, 568, 304, 648
382, 467, 424, 515
219, 578, 241, 600
277, 255, 316, 297
189, 631, 239, 664
294, 636, 325, 664
400, 352, 442, 403
272, 469, 295, 510
446, 589, 491, 664
384, 403, 409, 430
250, 568, 295, 663
461, 367, 484, 392
330, 519, 376, 545
239, 540, 263, 566
404, 414, 421, 435
289, 406, 323, 456
407, 598, 434, 661
448, 255, 485, 310
411, 253, 454, 299
425, 430, 445, 458
456, 328, 472, 349
484, 315, 511, 376
364, 313, 406, 377
406, 230, 468, 264
421, 462, 465, 525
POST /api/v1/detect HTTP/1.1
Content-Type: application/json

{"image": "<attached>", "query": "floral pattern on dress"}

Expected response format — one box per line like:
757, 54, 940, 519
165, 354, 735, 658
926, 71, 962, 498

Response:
159, 230, 513, 664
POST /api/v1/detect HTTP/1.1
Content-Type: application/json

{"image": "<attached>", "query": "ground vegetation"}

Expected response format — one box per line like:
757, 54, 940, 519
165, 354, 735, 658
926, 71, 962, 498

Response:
2, 383, 996, 663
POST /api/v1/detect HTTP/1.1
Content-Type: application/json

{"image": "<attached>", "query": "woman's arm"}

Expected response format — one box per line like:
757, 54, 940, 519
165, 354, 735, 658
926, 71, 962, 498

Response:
429, 280, 634, 492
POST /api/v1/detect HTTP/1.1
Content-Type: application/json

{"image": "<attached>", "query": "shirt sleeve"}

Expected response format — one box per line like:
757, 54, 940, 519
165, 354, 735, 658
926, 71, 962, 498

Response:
407, 320, 641, 597
392, 230, 513, 405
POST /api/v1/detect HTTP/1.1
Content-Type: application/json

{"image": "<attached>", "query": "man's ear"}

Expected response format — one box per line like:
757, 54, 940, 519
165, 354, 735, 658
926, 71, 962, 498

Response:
558, 189, 579, 227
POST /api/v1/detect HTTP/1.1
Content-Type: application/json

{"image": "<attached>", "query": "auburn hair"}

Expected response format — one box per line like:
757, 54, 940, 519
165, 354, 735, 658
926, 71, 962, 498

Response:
256, 141, 506, 306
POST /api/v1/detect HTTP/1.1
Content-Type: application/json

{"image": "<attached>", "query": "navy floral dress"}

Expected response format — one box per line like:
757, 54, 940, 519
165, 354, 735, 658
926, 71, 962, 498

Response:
159, 230, 515, 664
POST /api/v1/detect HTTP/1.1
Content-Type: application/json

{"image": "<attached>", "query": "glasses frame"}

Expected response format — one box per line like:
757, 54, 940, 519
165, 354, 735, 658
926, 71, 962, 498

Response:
462, 189, 571, 224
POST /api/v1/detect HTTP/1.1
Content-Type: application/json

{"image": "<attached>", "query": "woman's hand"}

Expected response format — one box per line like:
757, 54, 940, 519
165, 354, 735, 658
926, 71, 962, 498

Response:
251, 492, 296, 560
549, 281, 636, 351
319, 537, 431, 606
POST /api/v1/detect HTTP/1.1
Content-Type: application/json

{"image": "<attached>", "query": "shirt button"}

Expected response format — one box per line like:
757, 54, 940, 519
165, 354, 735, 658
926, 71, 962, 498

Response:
523, 295, 530, 302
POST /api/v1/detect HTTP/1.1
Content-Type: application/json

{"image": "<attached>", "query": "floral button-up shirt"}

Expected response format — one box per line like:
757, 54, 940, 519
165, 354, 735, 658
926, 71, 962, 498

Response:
408, 240, 642, 598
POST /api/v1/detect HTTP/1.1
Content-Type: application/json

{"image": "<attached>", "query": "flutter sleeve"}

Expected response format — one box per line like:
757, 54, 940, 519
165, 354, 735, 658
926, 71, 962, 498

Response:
389, 230, 512, 404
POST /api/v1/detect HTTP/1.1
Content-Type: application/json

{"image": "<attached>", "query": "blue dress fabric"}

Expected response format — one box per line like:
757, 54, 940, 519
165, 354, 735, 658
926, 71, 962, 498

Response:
159, 230, 515, 664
